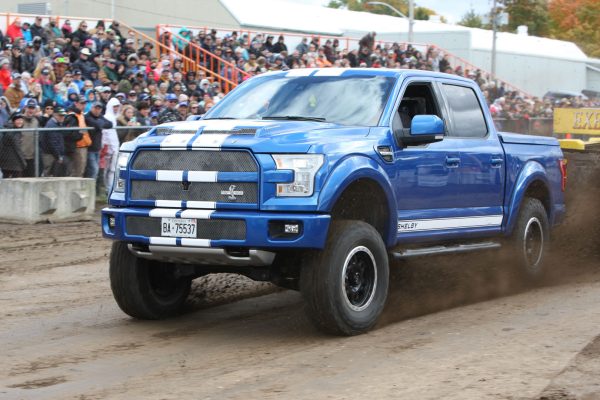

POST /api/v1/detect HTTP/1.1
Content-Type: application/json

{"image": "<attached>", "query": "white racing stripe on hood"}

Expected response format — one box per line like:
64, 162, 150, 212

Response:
286, 68, 314, 76
161, 134, 195, 148
314, 68, 346, 76
192, 134, 231, 148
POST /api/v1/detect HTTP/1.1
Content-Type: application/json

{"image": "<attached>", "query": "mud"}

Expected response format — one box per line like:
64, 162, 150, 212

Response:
0, 191, 599, 399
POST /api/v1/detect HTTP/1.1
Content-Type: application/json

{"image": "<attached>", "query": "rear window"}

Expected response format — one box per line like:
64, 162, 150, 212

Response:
442, 84, 488, 138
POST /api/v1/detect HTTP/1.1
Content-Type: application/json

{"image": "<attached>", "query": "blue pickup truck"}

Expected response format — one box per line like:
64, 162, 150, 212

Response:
102, 69, 567, 335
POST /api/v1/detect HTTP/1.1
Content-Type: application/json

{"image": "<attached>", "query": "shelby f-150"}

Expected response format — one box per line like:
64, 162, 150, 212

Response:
102, 68, 567, 335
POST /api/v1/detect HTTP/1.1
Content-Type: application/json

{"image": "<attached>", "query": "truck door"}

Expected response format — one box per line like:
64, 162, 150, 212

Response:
390, 81, 465, 235
439, 83, 505, 219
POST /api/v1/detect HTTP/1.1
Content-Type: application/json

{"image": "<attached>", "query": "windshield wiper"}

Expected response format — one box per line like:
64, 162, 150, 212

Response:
262, 115, 327, 122
202, 117, 236, 120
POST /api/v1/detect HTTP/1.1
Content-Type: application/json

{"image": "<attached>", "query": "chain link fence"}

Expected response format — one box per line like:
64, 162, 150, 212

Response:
0, 119, 557, 181
0, 126, 153, 197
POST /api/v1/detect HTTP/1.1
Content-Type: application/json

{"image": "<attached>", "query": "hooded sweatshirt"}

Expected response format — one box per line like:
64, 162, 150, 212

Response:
102, 97, 121, 154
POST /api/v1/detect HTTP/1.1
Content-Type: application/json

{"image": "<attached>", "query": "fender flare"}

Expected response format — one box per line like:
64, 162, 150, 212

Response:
505, 160, 552, 235
317, 155, 397, 246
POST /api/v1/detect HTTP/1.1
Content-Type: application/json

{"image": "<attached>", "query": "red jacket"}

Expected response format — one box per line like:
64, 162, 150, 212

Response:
6, 22, 23, 41
0, 68, 12, 90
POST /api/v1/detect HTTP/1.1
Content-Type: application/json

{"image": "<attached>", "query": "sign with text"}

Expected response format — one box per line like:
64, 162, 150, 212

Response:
554, 108, 600, 135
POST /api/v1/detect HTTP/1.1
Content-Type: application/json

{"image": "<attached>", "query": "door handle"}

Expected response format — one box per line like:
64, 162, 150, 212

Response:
491, 158, 503, 168
445, 156, 460, 168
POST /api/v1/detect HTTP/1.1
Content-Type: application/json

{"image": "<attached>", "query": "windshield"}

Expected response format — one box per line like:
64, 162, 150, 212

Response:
205, 74, 396, 126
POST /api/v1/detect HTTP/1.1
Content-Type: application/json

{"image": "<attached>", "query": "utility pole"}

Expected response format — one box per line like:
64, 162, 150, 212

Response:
408, 0, 414, 44
491, 0, 498, 82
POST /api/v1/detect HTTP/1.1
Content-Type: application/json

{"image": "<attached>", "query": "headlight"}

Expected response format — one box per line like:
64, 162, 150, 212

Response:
112, 152, 131, 193
272, 154, 324, 197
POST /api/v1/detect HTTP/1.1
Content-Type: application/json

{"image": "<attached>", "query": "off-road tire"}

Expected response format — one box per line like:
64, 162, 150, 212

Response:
508, 197, 550, 282
109, 241, 191, 319
300, 220, 389, 336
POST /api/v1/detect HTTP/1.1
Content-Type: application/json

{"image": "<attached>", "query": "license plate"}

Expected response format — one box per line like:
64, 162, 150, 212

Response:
161, 218, 197, 238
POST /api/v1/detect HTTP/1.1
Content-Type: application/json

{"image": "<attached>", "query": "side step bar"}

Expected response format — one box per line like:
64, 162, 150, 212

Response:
391, 241, 501, 259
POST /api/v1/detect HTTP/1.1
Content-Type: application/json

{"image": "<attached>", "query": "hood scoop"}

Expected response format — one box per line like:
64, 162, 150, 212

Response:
154, 127, 199, 136
202, 128, 258, 135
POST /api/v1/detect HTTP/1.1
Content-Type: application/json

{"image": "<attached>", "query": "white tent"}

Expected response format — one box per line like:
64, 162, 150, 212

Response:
219, 0, 594, 95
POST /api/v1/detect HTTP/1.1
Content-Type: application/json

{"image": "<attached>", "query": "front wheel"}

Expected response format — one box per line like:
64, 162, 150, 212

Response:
508, 197, 550, 282
300, 220, 389, 336
109, 241, 191, 319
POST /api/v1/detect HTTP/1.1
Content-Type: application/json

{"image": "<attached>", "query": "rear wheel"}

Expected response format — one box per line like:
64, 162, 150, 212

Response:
109, 241, 191, 319
300, 220, 389, 336
508, 197, 550, 282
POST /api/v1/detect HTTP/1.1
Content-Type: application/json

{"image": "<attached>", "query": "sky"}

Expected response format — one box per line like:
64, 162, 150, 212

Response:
285, 0, 493, 24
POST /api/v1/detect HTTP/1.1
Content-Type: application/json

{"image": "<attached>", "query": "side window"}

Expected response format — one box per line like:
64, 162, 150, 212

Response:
392, 83, 441, 132
442, 84, 488, 138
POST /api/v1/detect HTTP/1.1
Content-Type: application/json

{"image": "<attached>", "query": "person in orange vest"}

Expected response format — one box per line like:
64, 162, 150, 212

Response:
63, 95, 90, 177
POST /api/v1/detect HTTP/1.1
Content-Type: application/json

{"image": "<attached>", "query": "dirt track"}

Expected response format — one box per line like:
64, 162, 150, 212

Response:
1, 213, 599, 399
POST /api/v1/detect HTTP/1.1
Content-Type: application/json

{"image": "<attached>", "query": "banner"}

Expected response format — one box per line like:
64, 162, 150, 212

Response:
554, 108, 600, 135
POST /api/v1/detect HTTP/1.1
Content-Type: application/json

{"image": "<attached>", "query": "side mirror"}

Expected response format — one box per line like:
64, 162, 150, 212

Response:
403, 115, 445, 146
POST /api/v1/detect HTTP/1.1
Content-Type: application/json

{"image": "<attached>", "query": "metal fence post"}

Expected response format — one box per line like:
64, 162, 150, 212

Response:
34, 128, 40, 177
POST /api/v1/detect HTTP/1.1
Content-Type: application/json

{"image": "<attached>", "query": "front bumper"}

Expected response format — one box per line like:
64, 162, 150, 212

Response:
101, 207, 331, 251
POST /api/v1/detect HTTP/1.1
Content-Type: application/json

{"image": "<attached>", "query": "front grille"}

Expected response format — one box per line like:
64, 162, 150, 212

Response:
127, 217, 246, 240
132, 150, 257, 172
130, 181, 258, 203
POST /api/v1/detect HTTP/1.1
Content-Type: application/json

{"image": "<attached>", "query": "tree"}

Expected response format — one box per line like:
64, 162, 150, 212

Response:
502, 0, 549, 37
548, 0, 600, 57
458, 8, 484, 28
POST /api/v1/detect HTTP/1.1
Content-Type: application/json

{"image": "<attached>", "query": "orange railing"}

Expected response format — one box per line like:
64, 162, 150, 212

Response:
155, 25, 249, 93
159, 23, 532, 97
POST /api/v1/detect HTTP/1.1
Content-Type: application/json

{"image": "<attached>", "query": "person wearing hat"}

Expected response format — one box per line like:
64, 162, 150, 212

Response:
63, 95, 89, 177
157, 92, 181, 124
0, 112, 27, 177
22, 42, 36, 73
84, 101, 113, 181
41, 106, 69, 176
18, 98, 42, 177
72, 47, 96, 81
176, 101, 189, 120
4, 73, 25, 109
99, 58, 119, 85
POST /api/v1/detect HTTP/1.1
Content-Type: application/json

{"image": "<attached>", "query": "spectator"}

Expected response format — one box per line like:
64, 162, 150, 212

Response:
72, 21, 90, 44
30, 16, 45, 43
0, 96, 13, 127
99, 58, 119, 84
0, 112, 27, 178
157, 93, 180, 124
272, 35, 287, 54
38, 100, 54, 126
64, 95, 89, 177
7, 18, 23, 42
84, 101, 112, 180
135, 101, 152, 126
21, 98, 41, 177
0, 58, 12, 90
21, 22, 33, 43
41, 106, 68, 176
44, 17, 64, 44
102, 97, 121, 192
5, 73, 25, 109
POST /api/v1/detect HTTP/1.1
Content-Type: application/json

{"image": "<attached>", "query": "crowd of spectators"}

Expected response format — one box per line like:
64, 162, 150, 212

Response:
0, 17, 598, 185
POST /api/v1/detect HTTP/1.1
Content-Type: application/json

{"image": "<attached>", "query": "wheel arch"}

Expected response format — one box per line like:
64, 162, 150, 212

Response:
505, 161, 553, 235
318, 156, 397, 247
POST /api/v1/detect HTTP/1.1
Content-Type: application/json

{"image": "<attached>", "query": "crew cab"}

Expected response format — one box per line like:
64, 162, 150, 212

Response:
102, 69, 566, 335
